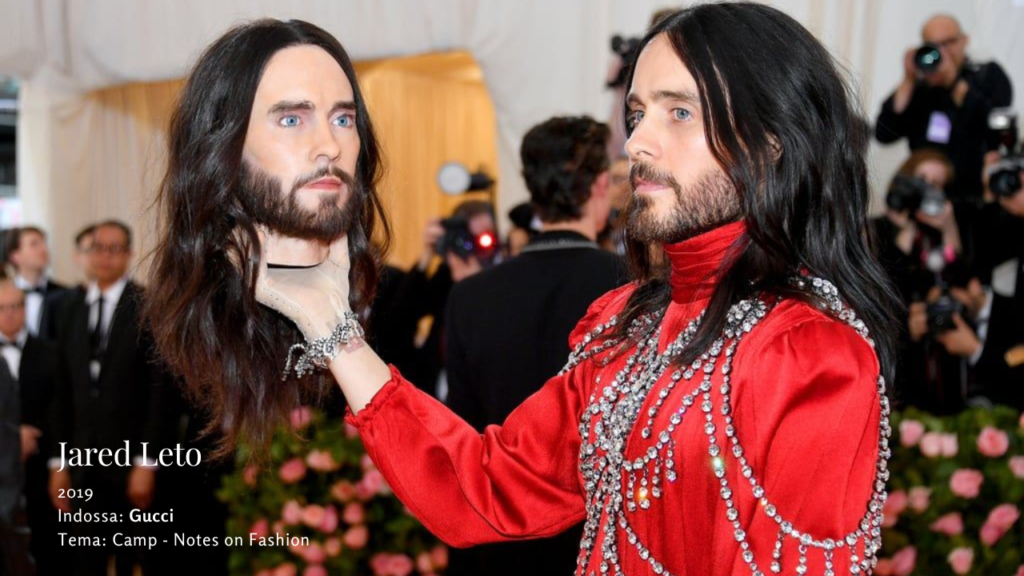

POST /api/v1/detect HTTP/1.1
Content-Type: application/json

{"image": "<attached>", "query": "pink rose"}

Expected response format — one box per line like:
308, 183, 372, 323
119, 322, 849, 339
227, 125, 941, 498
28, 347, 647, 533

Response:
343, 525, 368, 549
290, 406, 312, 429
1020, 413, 1024, 429
282, 500, 303, 525
987, 503, 1021, 530
874, 559, 894, 576
891, 546, 916, 576
324, 537, 342, 557
279, 458, 307, 484
272, 521, 285, 536
243, 465, 259, 486
977, 426, 1010, 457
344, 422, 360, 439
1015, 565, 1024, 576
980, 522, 1007, 547
317, 505, 338, 533
919, 432, 943, 458
331, 480, 357, 503
947, 547, 974, 575
416, 552, 433, 573
930, 512, 964, 535
882, 490, 908, 527
386, 554, 414, 576
302, 567, 327, 576
306, 450, 340, 472
370, 554, 391, 576
302, 505, 325, 528
1010, 456, 1024, 479
250, 518, 269, 539
908, 487, 931, 512
273, 563, 297, 576
430, 546, 448, 570
940, 433, 959, 457
361, 454, 376, 471
899, 420, 925, 447
343, 502, 365, 525
356, 469, 386, 500
303, 542, 326, 564
950, 469, 984, 498
288, 541, 307, 559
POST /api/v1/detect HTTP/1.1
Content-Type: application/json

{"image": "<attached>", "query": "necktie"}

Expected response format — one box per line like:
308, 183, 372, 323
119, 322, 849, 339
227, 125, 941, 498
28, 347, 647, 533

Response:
24, 286, 45, 295
0, 339, 20, 351
91, 295, 106, 360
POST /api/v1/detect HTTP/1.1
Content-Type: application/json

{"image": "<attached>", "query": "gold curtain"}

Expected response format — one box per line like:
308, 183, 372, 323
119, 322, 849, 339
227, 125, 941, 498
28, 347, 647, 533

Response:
354, 51, 498, 268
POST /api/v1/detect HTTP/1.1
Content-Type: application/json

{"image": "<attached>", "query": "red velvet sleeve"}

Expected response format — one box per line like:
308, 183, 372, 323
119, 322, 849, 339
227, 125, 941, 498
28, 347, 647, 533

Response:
345, 285, 635, 548
726, 304, 882, 574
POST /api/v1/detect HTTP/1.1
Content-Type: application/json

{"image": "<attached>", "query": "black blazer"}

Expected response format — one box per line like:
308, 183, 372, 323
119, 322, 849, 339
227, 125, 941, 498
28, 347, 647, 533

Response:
52, 282, 168, 468
31, 279, 70, 342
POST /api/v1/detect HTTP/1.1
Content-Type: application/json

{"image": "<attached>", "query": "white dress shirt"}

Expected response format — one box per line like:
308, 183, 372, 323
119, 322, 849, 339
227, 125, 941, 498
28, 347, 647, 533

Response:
13, 274, 48, 336
85, 276, 129, 381
0, 328, 27, 381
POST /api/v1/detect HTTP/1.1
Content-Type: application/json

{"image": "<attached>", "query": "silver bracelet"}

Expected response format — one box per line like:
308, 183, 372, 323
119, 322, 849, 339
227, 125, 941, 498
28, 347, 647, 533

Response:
282, 312, 365, 380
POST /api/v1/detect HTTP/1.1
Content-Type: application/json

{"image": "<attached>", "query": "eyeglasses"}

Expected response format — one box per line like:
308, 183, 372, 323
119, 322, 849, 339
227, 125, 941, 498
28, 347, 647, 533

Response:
88, 243, 130, 255
0, 303, 25, 312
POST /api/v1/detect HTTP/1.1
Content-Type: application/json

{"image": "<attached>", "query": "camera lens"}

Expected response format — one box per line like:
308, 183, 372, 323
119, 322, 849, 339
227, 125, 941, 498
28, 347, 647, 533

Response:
914, 44, 942, 75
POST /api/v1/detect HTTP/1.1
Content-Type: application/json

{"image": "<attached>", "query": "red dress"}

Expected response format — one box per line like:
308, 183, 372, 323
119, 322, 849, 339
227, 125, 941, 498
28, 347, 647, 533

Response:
348, 222, 883, 576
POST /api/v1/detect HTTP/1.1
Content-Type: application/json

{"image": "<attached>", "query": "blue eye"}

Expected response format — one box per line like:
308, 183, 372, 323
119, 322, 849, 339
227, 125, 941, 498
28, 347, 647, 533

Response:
626, 110, 644, 130
279, 115, 300, 127
333, 114, 355, 128
673, 108, 691, 121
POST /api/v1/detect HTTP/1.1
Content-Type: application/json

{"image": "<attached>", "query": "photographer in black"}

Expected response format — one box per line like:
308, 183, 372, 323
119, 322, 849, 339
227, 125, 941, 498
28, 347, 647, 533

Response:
953, 149, 1024, 410
875, 14, 1012, 235
395, 200, 498, 397
873, 149, 975, 413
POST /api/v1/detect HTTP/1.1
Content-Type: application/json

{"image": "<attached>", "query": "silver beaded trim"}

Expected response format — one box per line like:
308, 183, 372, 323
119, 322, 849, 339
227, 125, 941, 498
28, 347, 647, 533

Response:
281, 312, 365, 380
560, 276, 890, 576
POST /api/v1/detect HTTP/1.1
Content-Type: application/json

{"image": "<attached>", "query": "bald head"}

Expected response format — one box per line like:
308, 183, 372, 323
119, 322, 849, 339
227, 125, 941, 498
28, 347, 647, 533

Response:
922, 14, 962, 40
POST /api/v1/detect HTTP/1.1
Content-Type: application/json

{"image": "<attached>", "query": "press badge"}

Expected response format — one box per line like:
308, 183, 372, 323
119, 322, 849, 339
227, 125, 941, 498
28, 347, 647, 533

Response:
926, 111, 952, 144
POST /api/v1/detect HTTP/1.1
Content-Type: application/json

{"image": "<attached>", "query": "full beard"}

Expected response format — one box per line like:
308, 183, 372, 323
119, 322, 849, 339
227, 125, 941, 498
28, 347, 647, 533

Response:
625, 162, 742, 244
237, 161, 361, 242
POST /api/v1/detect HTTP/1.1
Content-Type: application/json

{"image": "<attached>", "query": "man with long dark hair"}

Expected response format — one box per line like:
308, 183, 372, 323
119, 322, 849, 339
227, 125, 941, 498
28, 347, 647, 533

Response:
212, 5, 896, 575
144, 19, 390, 456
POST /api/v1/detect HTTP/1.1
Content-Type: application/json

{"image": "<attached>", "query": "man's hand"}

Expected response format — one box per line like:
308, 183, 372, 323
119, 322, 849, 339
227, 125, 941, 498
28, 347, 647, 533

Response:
49, 469, 73, 513
446, 253, 483, 283
19, 425, 41, 461
908, 302, 928, 342
255, 229, 353, 343
127, 466, 156, 510
418, 218, 445, 271
936, 313, 981, 358
950, 279, 988, 320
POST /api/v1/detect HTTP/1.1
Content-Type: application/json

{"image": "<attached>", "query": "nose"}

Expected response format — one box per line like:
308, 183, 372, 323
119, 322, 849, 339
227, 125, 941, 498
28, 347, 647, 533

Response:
309, 119, 342, 164
625, 118, 660, 163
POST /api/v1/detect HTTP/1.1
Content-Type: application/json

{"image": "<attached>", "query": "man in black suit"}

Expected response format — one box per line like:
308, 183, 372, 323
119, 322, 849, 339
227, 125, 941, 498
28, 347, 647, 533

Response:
0, 278, 68, 576
444, 116, 628, 576
5, 226, 69, 341
0, 280, 32, 576
49, 220, 168, 576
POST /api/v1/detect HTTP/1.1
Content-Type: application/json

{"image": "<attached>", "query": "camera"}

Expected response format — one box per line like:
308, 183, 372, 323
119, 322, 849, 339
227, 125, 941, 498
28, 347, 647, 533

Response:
986, 109, 1023, 198
608, 35, 641, 88
926, 292, 964, 335
436, 217, 499, 264
885, 174, 946, 217
914, 43, 942, 75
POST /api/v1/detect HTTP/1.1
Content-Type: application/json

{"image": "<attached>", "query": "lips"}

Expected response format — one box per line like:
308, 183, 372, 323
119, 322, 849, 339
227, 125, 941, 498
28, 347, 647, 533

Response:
634, 179, 671, 194
304, 177, 343, 191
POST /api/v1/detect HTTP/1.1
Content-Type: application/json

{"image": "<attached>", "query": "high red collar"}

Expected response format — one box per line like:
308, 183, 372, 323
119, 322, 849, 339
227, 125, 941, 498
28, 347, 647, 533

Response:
662, 221, 747, 304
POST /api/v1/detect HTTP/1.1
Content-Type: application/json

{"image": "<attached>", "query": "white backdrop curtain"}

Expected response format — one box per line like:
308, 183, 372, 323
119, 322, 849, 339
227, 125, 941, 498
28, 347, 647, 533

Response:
2, 0, 1022, 282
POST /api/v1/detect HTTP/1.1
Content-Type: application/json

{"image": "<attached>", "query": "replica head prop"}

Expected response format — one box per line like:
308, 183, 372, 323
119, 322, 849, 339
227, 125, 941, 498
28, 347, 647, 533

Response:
145, 19, 391, 457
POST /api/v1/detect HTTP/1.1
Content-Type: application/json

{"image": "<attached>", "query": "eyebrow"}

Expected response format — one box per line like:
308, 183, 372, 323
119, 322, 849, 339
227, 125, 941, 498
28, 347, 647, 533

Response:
626, 89, 701, 108
267, 100, 357, 116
